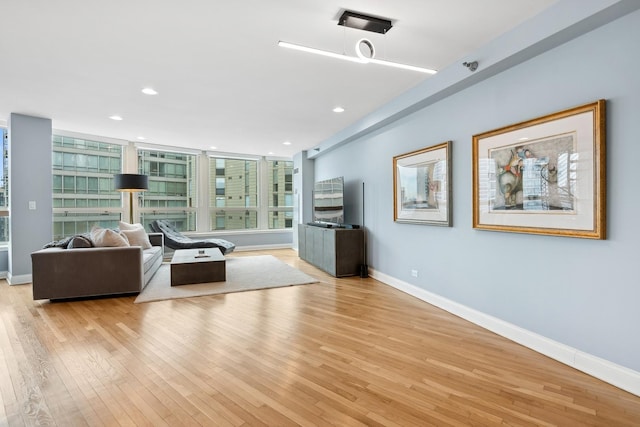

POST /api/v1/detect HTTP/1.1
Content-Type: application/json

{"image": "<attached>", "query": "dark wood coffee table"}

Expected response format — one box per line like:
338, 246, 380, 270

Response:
170, 248, 226, 286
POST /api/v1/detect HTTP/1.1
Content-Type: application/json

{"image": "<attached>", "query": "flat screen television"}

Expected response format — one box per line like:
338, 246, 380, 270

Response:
313, 176, 344, 225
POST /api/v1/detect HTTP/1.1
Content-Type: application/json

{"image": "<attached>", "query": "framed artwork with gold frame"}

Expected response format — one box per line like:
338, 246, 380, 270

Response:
472, 99, 606, 239
393, 141, 451, 226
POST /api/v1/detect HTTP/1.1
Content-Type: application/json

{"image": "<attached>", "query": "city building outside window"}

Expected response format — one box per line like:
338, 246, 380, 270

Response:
268, 160, 294, 229
209, 157, 258, 230
52, 135, 123, 240
138, 149, 198, 232
50, 138, 293, 239
0, 128, 8, 244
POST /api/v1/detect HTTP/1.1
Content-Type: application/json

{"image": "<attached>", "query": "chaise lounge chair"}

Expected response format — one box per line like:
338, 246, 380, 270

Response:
149, 220, 236, 255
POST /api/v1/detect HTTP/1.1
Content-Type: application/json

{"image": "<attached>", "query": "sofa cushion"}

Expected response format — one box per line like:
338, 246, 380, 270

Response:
120, 227, 152, 249
91, 226, 130, 247
142, 246, 162, 273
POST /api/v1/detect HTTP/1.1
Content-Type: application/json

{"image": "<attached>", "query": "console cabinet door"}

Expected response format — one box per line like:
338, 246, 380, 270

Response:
311, 227, 324, 267
334, 229, 364, 277
322, 229, 337, 276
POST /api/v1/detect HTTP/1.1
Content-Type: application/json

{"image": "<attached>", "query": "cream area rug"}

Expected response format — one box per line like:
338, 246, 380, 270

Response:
135, 255, 319, 303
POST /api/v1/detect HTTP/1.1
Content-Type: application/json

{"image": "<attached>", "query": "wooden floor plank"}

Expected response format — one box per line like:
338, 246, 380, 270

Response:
0, 248, 639, 426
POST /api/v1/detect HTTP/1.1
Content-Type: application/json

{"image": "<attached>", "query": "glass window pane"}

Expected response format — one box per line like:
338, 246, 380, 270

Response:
268, 160, 293, 208
52, 136, 123, 239
76, 176, 87, 193
63, 176, 74, 192
210, 210, 257, 230
209, 157, 257, 217
53, 212, 120, 241
138, 149, 198, 227
266, 159, 294, 230
88, 177, 98, 193
139, 211, 196, 232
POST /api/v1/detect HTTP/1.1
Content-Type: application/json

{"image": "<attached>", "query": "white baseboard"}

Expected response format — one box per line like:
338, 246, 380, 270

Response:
7, 272, 32, 285
369, 268, 640, 398
235, 244, 293, 252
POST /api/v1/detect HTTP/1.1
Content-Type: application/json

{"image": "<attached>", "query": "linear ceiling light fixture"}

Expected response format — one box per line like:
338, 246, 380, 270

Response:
278, 40, 437, 74
278, 10, 436, 75
278, 41, 365, 64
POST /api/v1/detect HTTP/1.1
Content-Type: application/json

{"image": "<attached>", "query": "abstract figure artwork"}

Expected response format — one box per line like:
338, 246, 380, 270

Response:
473, 100, 606, 239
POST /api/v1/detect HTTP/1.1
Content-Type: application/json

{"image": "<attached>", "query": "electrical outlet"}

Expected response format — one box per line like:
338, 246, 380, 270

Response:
411, 269, 418, 278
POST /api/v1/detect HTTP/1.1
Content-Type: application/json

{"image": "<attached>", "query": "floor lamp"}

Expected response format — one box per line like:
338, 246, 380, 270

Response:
114, 174, 148, 223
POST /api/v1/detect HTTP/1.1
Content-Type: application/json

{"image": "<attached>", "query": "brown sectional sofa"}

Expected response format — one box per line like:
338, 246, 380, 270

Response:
31, 233, 164, 300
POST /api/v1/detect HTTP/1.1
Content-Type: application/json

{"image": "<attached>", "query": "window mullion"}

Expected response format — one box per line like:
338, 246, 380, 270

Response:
258, 157, 268, 230
197, 152, 209, 232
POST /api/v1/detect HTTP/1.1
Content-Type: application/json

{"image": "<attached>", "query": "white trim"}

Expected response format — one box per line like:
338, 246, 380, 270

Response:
135, 142, 203, 156
234, 243, 292, 252
207, 151, 262, 160
53, 129, 129, 146
265, 155, 293, 162
197, 152, 210, 232
258, 156, 268, 229
184, 228, 293, 238
0, 271, 6, 279
7, 272, 32, 285
369, 268, 640, 398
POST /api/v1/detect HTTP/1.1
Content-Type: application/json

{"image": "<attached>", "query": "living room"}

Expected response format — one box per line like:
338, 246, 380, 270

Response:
1, 0, 640, 425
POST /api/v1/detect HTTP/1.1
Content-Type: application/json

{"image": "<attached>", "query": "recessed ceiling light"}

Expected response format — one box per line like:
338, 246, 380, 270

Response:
142, 87, 158, 95
137, 136, 146, 140
519, 137, 529, 141
268, 152, 274, 155
210, 146, 217, 150
283, 141, 292, 145
333, 106, 345, 113
109, 115, 123, 121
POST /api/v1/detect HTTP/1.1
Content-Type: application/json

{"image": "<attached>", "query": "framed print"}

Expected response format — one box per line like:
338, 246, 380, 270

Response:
472, 99, 606, 239
393, 141, 451, 226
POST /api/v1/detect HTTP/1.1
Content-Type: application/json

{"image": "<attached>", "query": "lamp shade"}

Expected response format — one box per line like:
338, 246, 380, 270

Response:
114, 174, 148, 192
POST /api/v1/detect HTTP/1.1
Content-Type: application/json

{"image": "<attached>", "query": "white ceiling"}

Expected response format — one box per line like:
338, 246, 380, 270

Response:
0, 0, 557, 158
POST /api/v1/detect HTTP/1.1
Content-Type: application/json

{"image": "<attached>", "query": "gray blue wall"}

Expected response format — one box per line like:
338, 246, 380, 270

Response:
312, 8, 640, 374
292, 150, 315, 249
8, 114, 53, 284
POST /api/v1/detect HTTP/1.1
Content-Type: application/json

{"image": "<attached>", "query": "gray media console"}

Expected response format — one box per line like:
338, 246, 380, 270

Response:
298, 224, 364, 277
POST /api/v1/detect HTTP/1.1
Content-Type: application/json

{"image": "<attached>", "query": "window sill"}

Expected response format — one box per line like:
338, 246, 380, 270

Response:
184, 229, 292, 238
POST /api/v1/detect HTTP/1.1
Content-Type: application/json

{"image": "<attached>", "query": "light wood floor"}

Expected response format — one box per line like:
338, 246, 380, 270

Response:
1, 249, 639, 426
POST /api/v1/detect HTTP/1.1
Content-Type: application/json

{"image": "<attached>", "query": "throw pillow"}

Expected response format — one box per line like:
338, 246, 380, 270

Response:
90, 226, 130, 247
67, 235, 93, 249
120, 227, 152, 249
43, 236, 73, 249
119, 221, 144, 231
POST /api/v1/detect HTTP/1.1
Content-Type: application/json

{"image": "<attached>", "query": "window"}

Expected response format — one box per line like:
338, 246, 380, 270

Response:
0, 129, 8, 244
138, 149, 198, 232
209, 157, 258, 230
52, 135, 122, 240
267, 160, 294, 229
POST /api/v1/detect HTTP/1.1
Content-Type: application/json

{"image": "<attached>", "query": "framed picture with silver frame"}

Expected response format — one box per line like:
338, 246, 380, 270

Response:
393, 141, 452, 226
472, 99, 606, 239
